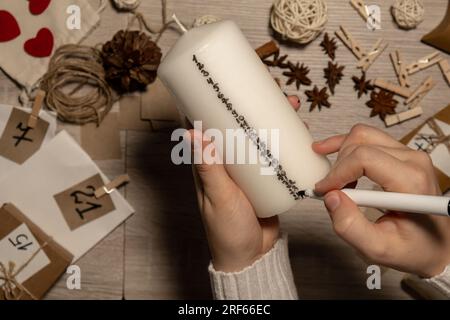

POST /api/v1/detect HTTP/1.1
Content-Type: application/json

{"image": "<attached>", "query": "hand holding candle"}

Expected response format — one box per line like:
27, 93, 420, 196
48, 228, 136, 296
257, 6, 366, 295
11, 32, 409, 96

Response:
158, 18, 330, 218
184, 96, 302, 273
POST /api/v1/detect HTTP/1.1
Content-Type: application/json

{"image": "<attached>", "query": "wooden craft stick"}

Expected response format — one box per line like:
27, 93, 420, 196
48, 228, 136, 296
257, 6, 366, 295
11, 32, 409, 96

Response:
439, 59, 450, 85
390, 50, 410, 87
405, 76, 435, 107
28, 90, 46, 128
335, 26, 365, 60
350, 0, 369, 21
95, 174, 130, 199
373, 78, 412, 98
406, 51, 442, 75
357, 39, 388, 72
384, 107, 423, 127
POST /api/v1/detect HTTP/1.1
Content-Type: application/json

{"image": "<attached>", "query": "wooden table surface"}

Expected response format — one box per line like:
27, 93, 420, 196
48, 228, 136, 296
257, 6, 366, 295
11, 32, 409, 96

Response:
1, 0, 449, 300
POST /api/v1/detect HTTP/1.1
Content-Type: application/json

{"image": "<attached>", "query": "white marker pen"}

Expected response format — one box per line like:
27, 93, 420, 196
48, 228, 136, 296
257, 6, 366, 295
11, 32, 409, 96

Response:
305, 189, 450, 217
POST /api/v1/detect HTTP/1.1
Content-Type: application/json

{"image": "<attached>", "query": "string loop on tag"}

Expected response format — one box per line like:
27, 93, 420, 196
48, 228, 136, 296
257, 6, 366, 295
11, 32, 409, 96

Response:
40, 44, 115, 125
126, 0, 179, 43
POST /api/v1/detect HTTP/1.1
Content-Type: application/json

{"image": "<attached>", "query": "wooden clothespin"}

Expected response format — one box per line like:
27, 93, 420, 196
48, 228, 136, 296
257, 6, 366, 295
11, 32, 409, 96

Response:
350, 0, 369, 22
335, 26, 365, 60
405, 76, 435, 109
27, 90, 46, 128
439, 59, 450, 85
373, 79, 412, 98
95, 174, 130, 199
390, 50, 410, 87
336, 26, 386, 72
406, 51, 442, 75
357, 39, 388, 72
384, 107, 423, 127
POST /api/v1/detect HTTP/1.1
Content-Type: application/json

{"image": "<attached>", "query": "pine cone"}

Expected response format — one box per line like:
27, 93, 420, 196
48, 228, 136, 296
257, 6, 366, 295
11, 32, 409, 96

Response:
102, 30, 162, 93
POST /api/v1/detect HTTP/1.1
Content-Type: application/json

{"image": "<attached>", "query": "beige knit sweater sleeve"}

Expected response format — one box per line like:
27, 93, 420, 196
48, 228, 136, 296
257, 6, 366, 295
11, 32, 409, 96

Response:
208, 233, 298, 300
209, 234, 450, 300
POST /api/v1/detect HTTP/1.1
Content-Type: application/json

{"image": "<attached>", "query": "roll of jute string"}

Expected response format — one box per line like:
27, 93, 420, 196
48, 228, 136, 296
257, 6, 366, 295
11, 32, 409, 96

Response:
271, 0, 328, 45
392, 0, 424, 30
39, 0, 178, 126
40, 44, 115, 125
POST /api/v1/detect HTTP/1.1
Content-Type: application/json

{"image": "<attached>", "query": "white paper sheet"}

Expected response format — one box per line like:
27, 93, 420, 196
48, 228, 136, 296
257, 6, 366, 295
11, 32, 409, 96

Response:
0, 130, 134, 261
0, 223, 50, 286
0, 104, 57, 180
407, 119, 450, 177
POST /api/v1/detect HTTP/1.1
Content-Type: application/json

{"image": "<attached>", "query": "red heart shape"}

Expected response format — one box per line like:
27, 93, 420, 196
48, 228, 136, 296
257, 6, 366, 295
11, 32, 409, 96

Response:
24, 28, 54, 58
28, 0, 51, 15
0, 10, 21, 42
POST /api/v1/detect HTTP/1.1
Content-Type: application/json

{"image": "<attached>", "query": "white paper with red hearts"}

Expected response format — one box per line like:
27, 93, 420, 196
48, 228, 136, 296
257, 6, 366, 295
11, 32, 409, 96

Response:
0, 0, 100, 91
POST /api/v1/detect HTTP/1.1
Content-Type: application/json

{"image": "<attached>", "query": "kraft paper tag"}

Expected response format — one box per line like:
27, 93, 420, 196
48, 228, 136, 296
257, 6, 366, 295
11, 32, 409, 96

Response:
54, 174, 115, 231
141, 78, 180, 122
0, 223, 51, 286
0, 108, 49, 164
401, 104, 450, 193
119, 94, 151, 130
0, 203, 73, 300
407, 119, 450, 177
80, 112, 121, 160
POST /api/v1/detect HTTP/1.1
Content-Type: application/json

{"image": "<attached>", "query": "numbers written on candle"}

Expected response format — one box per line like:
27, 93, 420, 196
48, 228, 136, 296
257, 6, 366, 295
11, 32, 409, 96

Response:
192, 54, 305, 200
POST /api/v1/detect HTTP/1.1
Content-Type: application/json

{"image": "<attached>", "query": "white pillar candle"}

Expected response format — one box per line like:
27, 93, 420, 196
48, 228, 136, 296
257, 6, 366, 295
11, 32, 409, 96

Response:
158, 19, 330, 218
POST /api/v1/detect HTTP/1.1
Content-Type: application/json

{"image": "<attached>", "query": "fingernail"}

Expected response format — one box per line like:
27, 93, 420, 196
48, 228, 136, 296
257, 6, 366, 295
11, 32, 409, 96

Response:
314, 180, 324, 191
313, 139, 325, 145
324, 193, 340, 212
313, 189, 324, 197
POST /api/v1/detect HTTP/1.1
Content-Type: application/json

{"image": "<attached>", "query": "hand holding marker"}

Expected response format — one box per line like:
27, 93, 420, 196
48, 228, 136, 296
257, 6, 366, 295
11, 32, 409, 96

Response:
305, 189, 450, 217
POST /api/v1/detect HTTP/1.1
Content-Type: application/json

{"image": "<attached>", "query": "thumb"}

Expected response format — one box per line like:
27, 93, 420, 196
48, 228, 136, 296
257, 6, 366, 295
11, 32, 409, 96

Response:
324, 190, 386, 261
186, 129, 237, 204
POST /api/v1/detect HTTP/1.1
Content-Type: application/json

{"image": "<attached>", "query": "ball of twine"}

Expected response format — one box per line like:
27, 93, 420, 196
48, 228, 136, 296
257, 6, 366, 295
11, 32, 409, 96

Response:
192, 15, 222, 28
112, 0, 141, 11
270, 0, 328, 45
392, 0, 424, 30
40, 44, 115, 125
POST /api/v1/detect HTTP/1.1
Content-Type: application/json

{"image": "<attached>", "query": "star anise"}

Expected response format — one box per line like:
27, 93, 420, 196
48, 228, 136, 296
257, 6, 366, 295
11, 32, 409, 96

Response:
263, 52, 289, 68
256, 40, 289, 69
283, 62, 312, 90
324, 61, 344, 95
352, 72, 374, 98
366, 89, 398, 120
305, 86, 331, 112
320, 33, 338, 60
